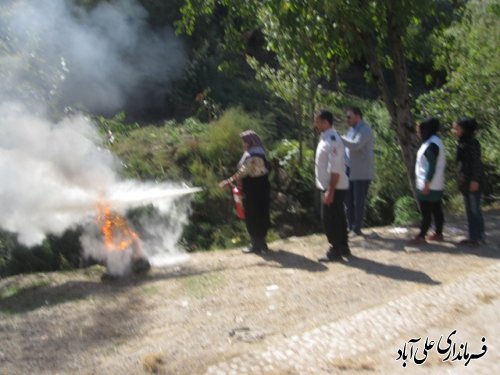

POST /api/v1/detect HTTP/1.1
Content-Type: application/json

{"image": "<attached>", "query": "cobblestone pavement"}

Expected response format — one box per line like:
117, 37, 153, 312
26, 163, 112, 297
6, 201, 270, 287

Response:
206, 262, 500, 375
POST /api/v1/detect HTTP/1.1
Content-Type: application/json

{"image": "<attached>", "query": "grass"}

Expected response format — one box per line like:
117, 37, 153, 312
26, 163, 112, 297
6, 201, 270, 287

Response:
0, 277, 51, 300
177, 271, 225, 299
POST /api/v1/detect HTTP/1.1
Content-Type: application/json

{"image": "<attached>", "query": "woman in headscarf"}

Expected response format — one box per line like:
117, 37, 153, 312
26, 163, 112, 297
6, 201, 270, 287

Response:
409, 118, 446, 244
220, 130, 271, 253
452, 118, 485, 246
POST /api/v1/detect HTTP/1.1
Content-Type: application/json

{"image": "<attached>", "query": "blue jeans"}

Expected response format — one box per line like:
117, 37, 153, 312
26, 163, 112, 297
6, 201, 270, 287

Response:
463, 192, 485, 241
345, 180, 371, 234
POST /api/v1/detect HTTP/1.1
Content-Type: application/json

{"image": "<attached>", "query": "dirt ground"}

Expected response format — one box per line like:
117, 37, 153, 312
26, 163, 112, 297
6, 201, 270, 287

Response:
1, 208, 499, 375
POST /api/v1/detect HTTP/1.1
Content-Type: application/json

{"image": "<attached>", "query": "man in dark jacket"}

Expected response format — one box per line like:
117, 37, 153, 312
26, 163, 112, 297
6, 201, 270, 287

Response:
452, 118, 485, 245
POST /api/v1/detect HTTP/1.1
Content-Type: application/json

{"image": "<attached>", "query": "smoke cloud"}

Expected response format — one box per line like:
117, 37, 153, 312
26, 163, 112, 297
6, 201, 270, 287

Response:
0, 0, 195, 275
0, 0, 185, 113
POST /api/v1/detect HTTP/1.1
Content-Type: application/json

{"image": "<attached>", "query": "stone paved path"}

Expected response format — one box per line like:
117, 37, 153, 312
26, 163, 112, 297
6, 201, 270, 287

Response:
206, 262, 500, 375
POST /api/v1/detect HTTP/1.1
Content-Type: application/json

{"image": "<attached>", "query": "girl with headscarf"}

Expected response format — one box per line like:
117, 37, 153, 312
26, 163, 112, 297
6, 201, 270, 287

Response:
220, 130, 271, 253
409, 118, 446, 244
452, 118, 485, 246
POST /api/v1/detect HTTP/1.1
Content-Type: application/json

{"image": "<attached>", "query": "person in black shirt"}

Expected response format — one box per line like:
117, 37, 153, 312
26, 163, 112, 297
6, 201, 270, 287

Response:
452, 118, 485, 245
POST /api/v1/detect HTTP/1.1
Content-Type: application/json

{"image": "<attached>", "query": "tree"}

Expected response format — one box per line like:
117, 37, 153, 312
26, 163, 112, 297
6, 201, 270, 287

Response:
417, 0, 500, 197
177, 0, 459, 191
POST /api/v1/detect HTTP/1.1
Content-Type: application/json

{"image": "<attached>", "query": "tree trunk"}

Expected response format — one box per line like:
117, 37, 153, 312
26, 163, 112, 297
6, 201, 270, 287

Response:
386, 9, 420, 196
295, 104, 304, 166
359, 26, 418, 196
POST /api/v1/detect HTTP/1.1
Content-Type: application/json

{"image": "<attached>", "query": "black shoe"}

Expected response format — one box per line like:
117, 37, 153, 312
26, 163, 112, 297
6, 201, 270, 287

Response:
318, 251, 343, 262
242, 245, 262, 254
349, 230, 363, 238
341, 248, 352, 257
244, 237, 268, 253
458, 238, 481, 247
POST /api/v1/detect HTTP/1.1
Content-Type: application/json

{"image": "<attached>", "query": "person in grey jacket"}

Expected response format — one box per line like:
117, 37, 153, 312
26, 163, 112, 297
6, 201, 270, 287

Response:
341, 107, 375, 236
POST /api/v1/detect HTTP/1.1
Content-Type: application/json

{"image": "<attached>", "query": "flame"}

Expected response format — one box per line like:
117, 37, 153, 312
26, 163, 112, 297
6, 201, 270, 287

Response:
96, 202, 139, 251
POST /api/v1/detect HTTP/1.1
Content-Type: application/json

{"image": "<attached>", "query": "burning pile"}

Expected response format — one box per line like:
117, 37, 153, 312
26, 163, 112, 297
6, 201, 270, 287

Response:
96, 202, 151, 279
97, 202, 140, 251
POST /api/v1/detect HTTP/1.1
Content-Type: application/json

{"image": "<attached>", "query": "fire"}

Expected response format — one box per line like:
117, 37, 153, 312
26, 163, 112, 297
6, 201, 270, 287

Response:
96, 202, 139, 251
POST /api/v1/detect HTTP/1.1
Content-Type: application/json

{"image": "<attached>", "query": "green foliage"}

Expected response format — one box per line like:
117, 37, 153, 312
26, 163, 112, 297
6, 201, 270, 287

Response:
0, 231, 16, 276
198, 107, 266, 165
268, 139, 318, 236
362, 102, 413, 226
95, 112, 140, 137
393, 196, 421, 226
0, 229, 82, 277
269, 139, 315, 197
107, 116, 206, 181
211, 222, 249, 250
445, 193, 466, 216
416, 0, 500, 200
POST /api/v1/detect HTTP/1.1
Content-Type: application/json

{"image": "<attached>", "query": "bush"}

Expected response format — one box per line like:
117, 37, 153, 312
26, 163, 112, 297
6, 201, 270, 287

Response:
393, 196, 421, 226
268, 139, 319, 236
0, 229, 82, 277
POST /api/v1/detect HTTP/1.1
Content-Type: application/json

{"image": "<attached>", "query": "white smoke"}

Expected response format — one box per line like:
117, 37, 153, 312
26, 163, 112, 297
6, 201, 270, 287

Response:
0, 0, 185, 113
0, 0, 196, 275
0, 102, 118, 245
0, 101, 198, 273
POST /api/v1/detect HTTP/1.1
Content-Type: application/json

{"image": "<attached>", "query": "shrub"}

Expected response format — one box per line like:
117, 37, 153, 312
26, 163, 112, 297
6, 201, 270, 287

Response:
268, 139, 319, 236
393, 196, 421, 226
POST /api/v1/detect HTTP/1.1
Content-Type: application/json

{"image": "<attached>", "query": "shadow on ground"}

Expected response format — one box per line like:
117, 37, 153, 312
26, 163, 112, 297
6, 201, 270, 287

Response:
341, 255, 441, 285
258, 249, 328, 272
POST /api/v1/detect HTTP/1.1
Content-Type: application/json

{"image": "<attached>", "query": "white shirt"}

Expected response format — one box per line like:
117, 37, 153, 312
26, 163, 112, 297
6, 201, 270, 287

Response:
315, 127, 349, 191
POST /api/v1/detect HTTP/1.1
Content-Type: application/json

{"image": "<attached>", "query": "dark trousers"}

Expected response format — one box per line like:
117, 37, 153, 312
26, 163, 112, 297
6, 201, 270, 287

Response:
346, 180, 371, 233
463, 192, 485, 241
243, 176, 271, 247
320, 189, 349, 252
418, 200, 444, 237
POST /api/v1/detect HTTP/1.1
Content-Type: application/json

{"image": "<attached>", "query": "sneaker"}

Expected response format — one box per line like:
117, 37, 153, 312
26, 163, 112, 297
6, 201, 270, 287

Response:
407, 235, 426, 245
426, 233, 444, 242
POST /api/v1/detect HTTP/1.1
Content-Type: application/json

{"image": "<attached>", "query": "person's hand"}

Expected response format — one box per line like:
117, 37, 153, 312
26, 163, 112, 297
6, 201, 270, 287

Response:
422, 181, 430, 195
324, 189, 335, 205
469, 181, 480, 192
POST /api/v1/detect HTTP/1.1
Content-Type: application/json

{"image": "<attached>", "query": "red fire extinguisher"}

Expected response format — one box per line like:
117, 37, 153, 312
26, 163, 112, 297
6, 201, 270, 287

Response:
232, 185, 245, 219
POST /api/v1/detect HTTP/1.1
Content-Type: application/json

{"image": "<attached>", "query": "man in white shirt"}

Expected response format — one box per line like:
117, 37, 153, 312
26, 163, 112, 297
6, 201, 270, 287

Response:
314, 109, 351, 261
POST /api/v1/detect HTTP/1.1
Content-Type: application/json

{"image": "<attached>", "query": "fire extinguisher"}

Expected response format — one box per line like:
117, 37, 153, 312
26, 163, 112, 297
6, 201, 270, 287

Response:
232, 185, 245, 219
